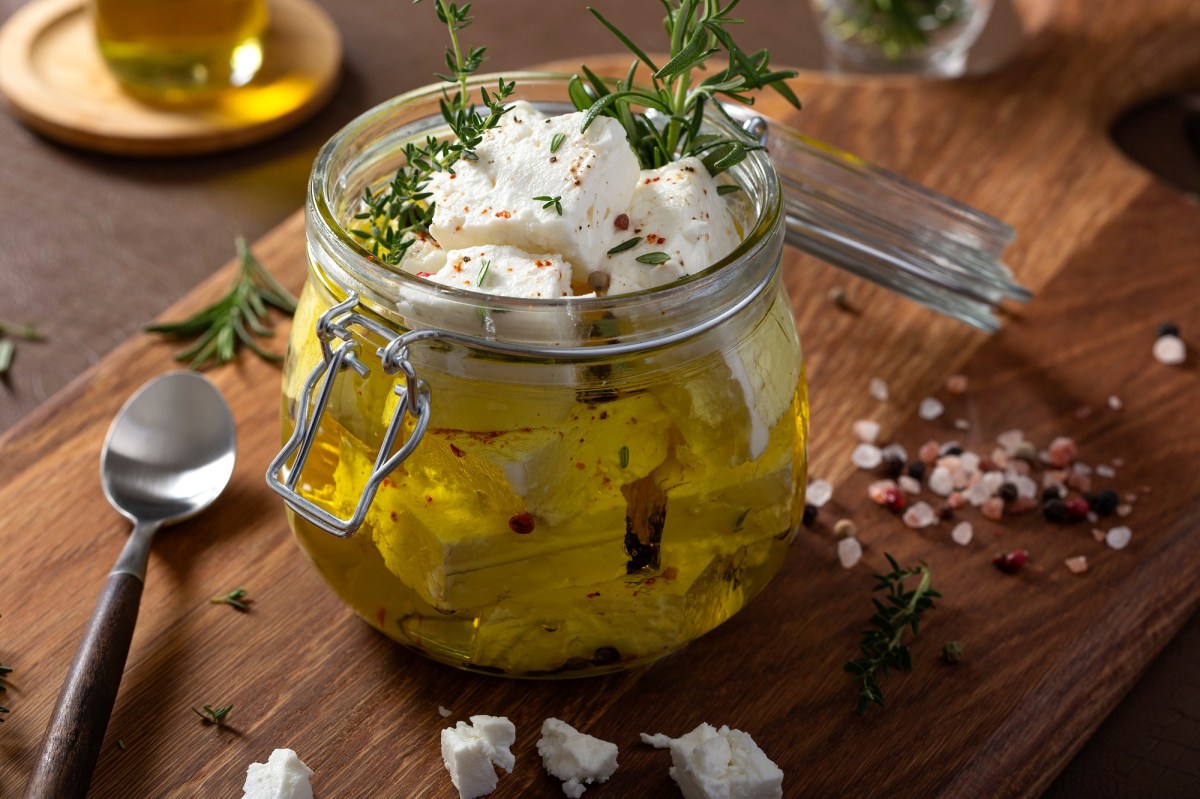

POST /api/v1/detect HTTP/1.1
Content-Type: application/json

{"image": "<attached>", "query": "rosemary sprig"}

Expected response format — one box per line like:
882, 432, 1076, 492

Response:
575, 1, 801, 173
353, 1, 515, 266
635, 252, 671, 265
844, 553, 940, 713
192, 703, 233, 725
209, 586, 252, 612
0, 320, 45, 377
828, 0, 968, 60
146, 238, 296, 370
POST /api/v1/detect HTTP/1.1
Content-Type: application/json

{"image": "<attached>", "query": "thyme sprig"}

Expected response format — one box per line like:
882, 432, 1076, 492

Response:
575, 1, 801, 173
844, 553, 941, 713
146, 238, 296, 370
192, 703, 233, 725
352, 1, 515, 265
0, 320, 45, 377
828, 0, 968, 60
209, 586, 252, 612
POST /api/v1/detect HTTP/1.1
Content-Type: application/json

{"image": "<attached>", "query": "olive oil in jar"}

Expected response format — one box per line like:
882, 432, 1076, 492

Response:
93, 0, 268, 101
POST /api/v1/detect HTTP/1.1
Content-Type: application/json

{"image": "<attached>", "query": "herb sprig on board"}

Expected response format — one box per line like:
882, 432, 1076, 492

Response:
0, 321, 44, 377
844, 553, 940, 713
352, 1, 515, 265
574, 1, 802, 173
828, 0, 968, 61
146, 238, 297, 370
192, 703, 233, 725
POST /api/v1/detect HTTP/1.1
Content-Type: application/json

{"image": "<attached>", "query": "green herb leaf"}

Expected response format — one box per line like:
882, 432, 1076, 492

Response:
607, 236, 642, 255
209, 586, 251, 612
734, 506, 751, 532
192, 703, 233, 725
619, 446, 630, 468
635, 252, 671, 265
716, 184, 741, 195
533, 195, 563, 215
147, 238, 297, 371
476, 258, 491, 287
550, 132, 566, 153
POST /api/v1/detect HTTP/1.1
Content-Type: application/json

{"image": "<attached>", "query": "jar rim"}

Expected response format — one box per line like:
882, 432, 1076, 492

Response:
307, 71, 783, 348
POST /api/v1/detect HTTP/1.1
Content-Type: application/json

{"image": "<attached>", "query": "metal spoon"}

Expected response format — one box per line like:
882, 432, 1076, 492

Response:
25, 372, 236, 799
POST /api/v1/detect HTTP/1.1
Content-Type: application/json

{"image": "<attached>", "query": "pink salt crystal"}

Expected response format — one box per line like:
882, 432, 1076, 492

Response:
852, 443, 883, 469
898, 475, 922, 495
928, 466, 955, 496
1065, 556, 1089, 574
1096, 464, 1116, 479
952, 470, 970, 490
902, 501, 938, 529
837, 536, 863, 569
1107, 395, 1123, 411
1124, 493, 1138, 503
981, 497, 1005, 521
868, 479, 899, 505
1009, 496, 1039, 514
1048, 436, 1079, 468
1116, 504, 1133, 517
996, 429, 1024, 453
868, 377, 889, 401
990, 448, 1010, 469
1112, 457, 1125, 467
852, 419, 881, 444
954, 419, 971, 431
1009, 459, 1032, 477
946, 491, 967, 509
945, 374, 969, 394
1066, 471, 1092, 493
1091, 528, 1106, 542
1087, 511, 1099, 524
919, 440, 941, 464
951, 521, 973, 545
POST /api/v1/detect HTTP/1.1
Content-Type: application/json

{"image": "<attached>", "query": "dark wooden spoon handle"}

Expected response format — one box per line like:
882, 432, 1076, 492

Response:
25, 571, 143, 799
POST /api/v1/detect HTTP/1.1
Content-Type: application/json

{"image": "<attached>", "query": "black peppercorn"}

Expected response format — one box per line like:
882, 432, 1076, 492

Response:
1042, 486, 1063, 503
1156, 321, 1180, 339
881, 455, 905, 479
941, 445, 964, 457
1086, 489, 1120, 516
998, 482, 1019, 503
802, 503, 818, 527
1043, 499, 1072, 524
905, 460, 926, 480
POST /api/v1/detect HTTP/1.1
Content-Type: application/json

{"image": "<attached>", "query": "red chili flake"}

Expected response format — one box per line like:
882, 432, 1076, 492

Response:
390, 511, 398, 522
416, 271, 433, 277
495, 210, 511, 218
575, 462, 586, 470
993, 549, 1030, 574
449, 444, 465, 458
509, 513, 535, 534
587, 592, 601, 598
599, 411, 608, 420
376, 607, 386, 627
425, 495, 433, 504
883, 485, 906, 513
662, 566, 679, 581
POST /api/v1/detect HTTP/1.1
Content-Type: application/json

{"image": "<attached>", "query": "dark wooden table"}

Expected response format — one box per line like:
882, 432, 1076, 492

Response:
0, 0, 1196, 796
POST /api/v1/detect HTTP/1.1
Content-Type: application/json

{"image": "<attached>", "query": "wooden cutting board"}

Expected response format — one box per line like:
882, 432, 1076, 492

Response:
1, 1, 1199, 796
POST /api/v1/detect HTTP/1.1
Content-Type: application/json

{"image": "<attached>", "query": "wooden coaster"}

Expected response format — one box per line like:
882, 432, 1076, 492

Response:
0, 0, 341, 156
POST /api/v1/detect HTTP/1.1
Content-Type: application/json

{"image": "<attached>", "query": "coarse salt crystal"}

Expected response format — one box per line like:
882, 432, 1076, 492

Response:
1073, 462, 1092, 476
918, 440, 941, 464
851, 443, 883, 469
954, 419, 971, 431
880, 442, 908, 463
996, 429, 1024, 453
1153, 334, 1186, 365
959, 452, 981, 474
1087, 511, 1098, 524
440, 706, 453, 718
991, 448, 1011, 469
928, 466, 955, 497
902, 501, 938, 529
838, 537, 863, 569
1116, 504, 1133, 517
1091, 528, 1106, 542
1095, 465, 1116, 478
1014, 475, 1038, 499
852, 419, 881, 444
918, 397, 945, 421
869, 377, 889, 401
806, 479, 833, 508
964, 482, 991, 507
1105, 526, 1132, 550
980, 471, 1005, 495
1065, 556, 1089, 574
1107, 395, 1123, 411
898, 475, 922, 494
945, 374, 968, 394
951, 521, 973, 545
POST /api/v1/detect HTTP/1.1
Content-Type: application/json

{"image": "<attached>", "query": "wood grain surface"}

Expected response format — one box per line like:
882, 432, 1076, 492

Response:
0, 1, 1198, 796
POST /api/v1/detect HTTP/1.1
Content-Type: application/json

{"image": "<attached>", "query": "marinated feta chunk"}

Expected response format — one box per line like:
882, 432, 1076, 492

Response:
395, 230, 447, 275
241, 749, 314, 799
537, 718, 620, 798
498, 100, 548, 133
441, 715, 517, 799
427, 113, 639, 278
427, 244, 574, 298
640, 723, 782, 799
600, 157, 740, 294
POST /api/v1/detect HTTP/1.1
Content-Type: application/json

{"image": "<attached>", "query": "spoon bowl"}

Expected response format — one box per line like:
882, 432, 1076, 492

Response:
26, 372, 236, 799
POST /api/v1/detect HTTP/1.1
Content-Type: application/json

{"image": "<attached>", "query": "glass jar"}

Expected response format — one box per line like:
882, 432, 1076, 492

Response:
270, 75, 808, 677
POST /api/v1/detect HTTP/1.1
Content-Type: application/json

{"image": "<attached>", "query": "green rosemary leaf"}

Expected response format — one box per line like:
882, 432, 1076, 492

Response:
635, 252, 671, 265
533, 195, 563, 215
192, 704, 233, 725
209, 586, 252, 612
619, 445, 630, 468
587, 7, 660, 74
717, 184, 741, 195
607, 237, 642, 255
550, 132, 566, 154
476, 258, 491, 286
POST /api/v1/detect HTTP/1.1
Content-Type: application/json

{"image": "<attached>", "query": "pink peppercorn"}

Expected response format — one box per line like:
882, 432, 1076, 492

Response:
993, 549, 1030, 574
1066, 498, 1090, 520
1048, 436, 1079, 468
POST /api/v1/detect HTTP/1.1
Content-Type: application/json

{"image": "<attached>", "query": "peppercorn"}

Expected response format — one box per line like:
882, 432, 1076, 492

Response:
905, 460, 926, 480
833, 518, 857, 539
1086, 489, 1120, 516
942, 641, 964, 664
1156, 321, 1180, 338
880, 455, 905, 479
587, 271, 611, 293
802, 503, 818, 528
883, 487, 907, 513
1065, 497, 1090, 520
940, 444, 964, 457
998, 482, 1019, 503
1014, 441, 1038, 462
1042, 486, 1063, 503
1043, 499, 1073, 523
938, 503, 955, 520
508, 512, 536, 534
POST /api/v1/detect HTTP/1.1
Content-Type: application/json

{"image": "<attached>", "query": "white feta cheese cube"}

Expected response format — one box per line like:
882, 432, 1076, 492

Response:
537, 718, 620, 797
395, 231, 447, 275
428, 112, 639, 278
427, 244, 574, 298
599, 157, 740, 294
441, 715, 517, 799
241, 749, 314, 799
641, 723, 782, 799
499, 100, 548, 132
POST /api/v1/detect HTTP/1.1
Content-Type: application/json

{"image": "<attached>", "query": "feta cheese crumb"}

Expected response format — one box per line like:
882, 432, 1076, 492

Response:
641, 723, 783, 799
428, 245, 574, 299
241, 749, 313, 799
537, 718, 619, 798
441, 715, 517, 799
